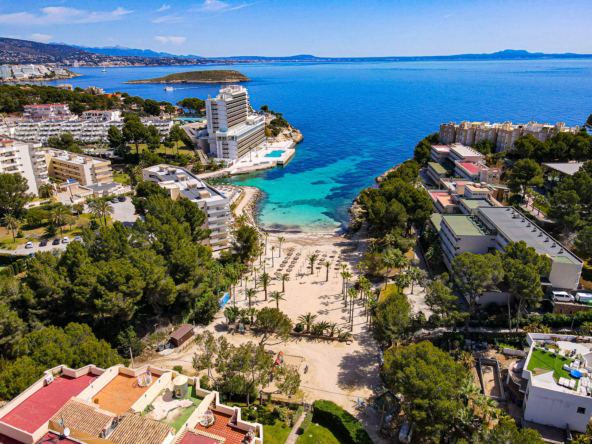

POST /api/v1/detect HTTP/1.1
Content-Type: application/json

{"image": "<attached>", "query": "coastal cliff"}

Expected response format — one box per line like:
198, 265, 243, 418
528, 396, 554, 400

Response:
125, 70, 250, 84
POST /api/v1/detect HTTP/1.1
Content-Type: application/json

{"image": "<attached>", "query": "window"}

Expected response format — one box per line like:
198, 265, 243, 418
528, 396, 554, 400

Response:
578, 407, 586, 414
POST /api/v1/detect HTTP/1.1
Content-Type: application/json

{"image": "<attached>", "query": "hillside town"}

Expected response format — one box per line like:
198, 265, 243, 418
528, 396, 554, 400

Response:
1, 74, 592, 444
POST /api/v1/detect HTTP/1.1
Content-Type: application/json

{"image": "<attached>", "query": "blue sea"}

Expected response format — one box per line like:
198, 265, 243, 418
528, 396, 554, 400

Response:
42, 60, 592, 232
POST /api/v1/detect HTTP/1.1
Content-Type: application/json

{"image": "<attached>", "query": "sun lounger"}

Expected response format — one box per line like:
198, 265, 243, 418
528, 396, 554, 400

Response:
570, 379, 577, 389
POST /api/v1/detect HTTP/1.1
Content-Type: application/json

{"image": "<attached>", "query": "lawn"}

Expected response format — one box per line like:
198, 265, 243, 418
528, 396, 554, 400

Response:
225, 401, 292, 444
528, 348, 576, 381
379, 283, 401, 303
296, 422, 341, 444
130, 143, 195, 157
113, 172, 130, 185
157, 385, 203, 432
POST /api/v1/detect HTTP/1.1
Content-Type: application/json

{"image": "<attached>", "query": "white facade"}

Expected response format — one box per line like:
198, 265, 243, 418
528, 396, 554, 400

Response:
205, 86, 266, 161
82, 110, 121, 121
0, 138, 49, 195
522, 333, 592, 433
142, 165, 232, 251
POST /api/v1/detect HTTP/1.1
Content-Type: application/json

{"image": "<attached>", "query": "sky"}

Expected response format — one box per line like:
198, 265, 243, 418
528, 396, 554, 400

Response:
0, 0, 591, 57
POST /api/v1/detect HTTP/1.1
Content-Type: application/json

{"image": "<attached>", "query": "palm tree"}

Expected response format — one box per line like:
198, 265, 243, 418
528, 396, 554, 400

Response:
38, 183, 53, 198
263, 231, 269, 254
307, 254, 318, 275
72, 203, 84, 218
327, 322, 338, 337
323, 261, 331, 281
49, 205, 71, 237
407, 266, 423, 293
316, 320, 330, 336
212, 262, 223, 296
381, 249, 398, 289
270, 246, 276, 266
269, 291, 285, 309
341, 271, 352, 305
245, 288, 256, 308
280, 273, 290, 292
3, 215, 19, 241
298, 313, 317, 333
348, 287, 358, 330
258, 272, 271, 301
278, 236, 285, 257
246, 307, 257, 324
89, 199, 114, 227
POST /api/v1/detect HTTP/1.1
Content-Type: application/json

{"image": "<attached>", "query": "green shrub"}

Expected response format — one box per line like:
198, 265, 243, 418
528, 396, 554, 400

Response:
90, 220, 100, 231
298, 412, 313, 434
173, 365, 183, 374
16, 230, 24, 238
1, 266, 14, 277
11, 264, 19, 275
199, 374, 211, 391
311, 400, 373, 444
292, 405, 304, 425
15, 259, 25, 273
294, 323, 304, 333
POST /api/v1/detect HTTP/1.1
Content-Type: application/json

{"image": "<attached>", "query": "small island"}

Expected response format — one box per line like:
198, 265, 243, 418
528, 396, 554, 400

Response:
124, 70, 250, 84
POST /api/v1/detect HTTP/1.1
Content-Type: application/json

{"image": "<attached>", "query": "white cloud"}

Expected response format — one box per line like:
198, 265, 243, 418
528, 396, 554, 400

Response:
0, 6, 133, 25
444, 14, 452, 18
190, 0, 251, 13
155, 36, 186, 45
29, 33, 53, 42
152, 14, 183, 24
157, 4, 171, 12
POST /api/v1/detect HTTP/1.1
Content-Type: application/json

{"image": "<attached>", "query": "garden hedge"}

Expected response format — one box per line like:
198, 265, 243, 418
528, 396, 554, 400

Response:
297, 412, 313, 435
311, 400, 373, 444
292, 405, 304, 426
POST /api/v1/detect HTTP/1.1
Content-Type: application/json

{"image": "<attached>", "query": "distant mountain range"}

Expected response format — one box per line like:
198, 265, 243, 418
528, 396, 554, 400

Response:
2, 37, 592, 65
68, 44, 203, 59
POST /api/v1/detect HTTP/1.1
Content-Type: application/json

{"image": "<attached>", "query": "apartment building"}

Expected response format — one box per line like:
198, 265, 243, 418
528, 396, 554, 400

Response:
13, 118, 173, 144
428, 182, 497, 215
23, 104, 71, 120
142, 165, 232, 251
513, 333, 592, 434
41, 148, 113, 185
439, 120, 580, 152
0, 138, 49, 195
204, 85, 266, 161
437, 206, 583, 290
82, 110, 121, 121
0, 363, 263, 444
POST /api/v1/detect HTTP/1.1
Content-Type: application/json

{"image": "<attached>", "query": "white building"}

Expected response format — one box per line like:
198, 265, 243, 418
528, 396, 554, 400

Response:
0, 138, 49, 195
23, 104, 71, 120
142, 165, 232, 251
204, 86, 266, 161
82, 110, 121, 121
515, 333, 592, 433
438, 205, 583, 291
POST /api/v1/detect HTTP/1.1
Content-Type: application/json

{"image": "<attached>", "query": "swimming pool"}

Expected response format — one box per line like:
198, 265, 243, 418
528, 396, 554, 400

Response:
264, 150, 285, 158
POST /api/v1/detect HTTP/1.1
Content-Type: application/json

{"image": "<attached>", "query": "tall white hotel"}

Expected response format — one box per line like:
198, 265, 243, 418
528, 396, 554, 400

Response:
205, 85, 266, 161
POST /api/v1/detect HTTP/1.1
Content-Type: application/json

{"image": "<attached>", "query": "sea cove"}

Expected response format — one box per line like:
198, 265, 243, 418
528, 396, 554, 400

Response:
43, 60, 592, 232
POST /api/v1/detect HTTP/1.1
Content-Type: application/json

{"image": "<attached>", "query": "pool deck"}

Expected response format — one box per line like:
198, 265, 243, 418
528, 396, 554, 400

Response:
92, 374, 155, 415
228, 141, 296, 175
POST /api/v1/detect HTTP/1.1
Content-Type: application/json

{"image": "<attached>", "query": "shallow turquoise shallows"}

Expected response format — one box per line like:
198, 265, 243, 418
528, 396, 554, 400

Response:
43, 60, 592, 232
264, 150, 285, 158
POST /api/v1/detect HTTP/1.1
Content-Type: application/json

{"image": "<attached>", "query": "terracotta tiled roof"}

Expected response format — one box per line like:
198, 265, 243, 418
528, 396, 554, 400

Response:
109, 414, 175, 444
51, 398, 116, 437
174, 428, 226, 444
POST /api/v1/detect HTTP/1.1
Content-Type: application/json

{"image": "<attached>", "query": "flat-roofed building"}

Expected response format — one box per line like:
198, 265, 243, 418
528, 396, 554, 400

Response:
455, 121, 479, 146
0, 138, 49, 195
205, 86, 266, 161
41, 148, 113, 186
439, 214, 497, 269
474, 122, 499, 145
82, 110, 121, 121
23, 104, 71, 120
426, 162, 449, 184
428, 191, 458, 214
142, 165, 231, 251
429, 145, 450, 162
448, 143, 485, 164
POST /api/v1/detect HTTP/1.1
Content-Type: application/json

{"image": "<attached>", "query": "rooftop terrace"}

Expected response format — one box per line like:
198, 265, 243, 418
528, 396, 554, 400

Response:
0, 374, 95, 434
193, 411, 248, 444
460, 198, 494, 210
442, 214, 492, 236
92, 374, 155, 415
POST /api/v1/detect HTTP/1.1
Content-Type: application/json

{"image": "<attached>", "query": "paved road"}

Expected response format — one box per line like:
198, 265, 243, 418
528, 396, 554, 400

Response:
110, 198, 140, 226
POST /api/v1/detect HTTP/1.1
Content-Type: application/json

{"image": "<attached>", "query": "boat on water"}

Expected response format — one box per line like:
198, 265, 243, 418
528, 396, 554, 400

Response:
102, 67, 106, 72
164, 86, 174, 91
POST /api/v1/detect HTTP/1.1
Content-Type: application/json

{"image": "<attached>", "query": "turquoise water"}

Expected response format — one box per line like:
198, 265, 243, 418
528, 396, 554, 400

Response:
42, 61, 592, 232
264, 150, 285, 158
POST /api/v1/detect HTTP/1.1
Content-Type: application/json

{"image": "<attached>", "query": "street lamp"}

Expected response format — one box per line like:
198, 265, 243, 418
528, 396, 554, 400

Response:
154, 324, 158, 350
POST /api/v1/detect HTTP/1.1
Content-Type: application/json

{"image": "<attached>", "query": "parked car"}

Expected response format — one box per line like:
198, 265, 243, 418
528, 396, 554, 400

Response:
111, 198, 119, 203
52, 238, 60, 245
39, 239, 48, 247
25, 241, 33, 249
552, 291, 575, 303
74, 236, 83, 243
118, 195, 126, 202
62, 236, 70, 243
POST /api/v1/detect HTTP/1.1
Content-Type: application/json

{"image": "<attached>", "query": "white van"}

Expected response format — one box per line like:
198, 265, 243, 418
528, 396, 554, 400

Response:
399, 421, 414, 444
576, 293, 592, 305
552, 291, 575, 303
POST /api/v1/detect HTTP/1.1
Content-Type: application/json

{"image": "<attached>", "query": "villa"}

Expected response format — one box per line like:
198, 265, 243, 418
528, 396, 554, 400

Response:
0, 364, 262, 444
508, 333, 592, 435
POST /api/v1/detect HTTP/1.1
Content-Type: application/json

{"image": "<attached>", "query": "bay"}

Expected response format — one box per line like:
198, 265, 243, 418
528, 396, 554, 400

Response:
42, 60, 592, 232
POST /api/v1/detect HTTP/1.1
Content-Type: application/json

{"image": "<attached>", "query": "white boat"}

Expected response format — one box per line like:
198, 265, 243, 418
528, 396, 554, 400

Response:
102, 67, 106, 72
164, 86, 173, 91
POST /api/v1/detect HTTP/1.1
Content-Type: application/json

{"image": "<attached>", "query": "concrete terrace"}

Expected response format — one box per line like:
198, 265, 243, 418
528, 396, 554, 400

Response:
192, 412, 247, 444
92, 373, 155, 415
0, 374, 95, 434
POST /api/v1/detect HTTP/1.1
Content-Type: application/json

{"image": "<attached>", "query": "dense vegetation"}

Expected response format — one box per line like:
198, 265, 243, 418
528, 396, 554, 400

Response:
126, 70, 251, 84
310, 400, 373, 444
